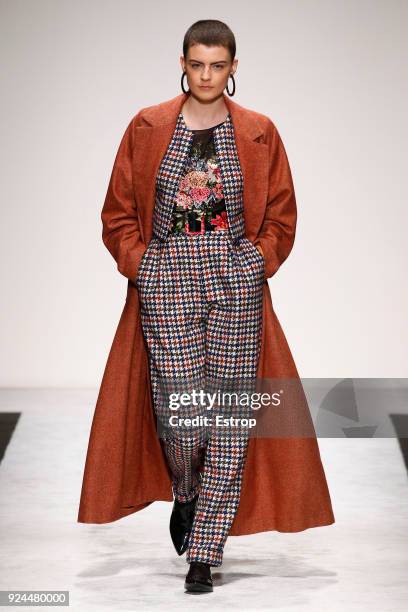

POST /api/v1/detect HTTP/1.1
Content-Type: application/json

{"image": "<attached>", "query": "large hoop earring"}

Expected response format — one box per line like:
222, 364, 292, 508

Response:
226, 74, 236, 96
181, 71, 190, 94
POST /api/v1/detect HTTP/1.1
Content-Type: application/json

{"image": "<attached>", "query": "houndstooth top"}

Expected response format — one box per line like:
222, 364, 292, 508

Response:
153, 111, 245, 243
169, 116, 229, 235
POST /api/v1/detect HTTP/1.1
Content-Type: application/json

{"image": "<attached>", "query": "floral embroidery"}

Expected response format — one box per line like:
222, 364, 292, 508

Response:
211, 210, 228, 230
170, 128, 229, 234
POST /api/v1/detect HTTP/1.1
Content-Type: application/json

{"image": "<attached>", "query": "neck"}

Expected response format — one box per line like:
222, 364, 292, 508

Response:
181, 91, 229, 130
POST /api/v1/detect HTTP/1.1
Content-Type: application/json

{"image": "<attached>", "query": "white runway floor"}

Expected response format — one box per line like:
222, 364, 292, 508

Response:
0, 389, 407, 611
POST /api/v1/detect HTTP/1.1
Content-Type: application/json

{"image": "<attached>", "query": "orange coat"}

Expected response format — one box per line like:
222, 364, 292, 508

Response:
77, 91, 335, 535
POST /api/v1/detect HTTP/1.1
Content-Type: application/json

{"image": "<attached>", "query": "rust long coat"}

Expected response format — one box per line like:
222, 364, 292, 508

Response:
77, 91, 335, 535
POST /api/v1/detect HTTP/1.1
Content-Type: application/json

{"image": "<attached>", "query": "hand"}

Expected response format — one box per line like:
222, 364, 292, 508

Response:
255, 244, 264, 258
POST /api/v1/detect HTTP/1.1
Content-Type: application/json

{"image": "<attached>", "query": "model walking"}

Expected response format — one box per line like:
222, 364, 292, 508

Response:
78, 19, 335, 596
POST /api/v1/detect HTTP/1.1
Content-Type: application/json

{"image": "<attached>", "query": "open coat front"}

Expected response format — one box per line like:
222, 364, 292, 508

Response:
77, 92, 335, 535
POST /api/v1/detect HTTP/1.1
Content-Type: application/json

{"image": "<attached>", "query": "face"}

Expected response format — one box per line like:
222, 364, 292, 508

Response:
180, 43, 237, 101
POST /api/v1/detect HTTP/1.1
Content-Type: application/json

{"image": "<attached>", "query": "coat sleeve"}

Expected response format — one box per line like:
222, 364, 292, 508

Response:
101, 114, 146, 283
254, 119, 297, 279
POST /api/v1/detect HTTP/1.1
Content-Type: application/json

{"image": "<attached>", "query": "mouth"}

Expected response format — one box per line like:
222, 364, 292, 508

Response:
199, 86, 213, 89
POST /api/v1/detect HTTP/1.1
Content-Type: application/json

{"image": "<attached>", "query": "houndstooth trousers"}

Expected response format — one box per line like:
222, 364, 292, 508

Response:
135, 113, 264, 567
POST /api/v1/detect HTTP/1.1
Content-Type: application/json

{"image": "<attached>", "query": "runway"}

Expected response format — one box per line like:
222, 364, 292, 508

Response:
0, 388, 407, 611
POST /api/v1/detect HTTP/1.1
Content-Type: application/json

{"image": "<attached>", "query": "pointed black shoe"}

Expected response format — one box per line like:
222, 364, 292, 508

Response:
184, 561, 213, 593
169, 493, 199, 555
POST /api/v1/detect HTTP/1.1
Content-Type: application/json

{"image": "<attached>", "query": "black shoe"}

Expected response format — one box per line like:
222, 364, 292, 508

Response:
184, 561, 213, 593
169, 493, 199, 556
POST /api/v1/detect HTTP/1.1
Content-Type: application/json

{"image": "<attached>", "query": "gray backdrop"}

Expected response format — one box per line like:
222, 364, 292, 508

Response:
0, 0, 406, 386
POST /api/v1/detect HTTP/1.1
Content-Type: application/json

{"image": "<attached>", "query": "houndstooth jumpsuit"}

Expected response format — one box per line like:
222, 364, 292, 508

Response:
135, 111, 264, 567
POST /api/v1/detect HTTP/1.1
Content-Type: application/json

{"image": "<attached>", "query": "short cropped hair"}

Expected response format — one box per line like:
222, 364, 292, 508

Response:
183, 20, 236, 62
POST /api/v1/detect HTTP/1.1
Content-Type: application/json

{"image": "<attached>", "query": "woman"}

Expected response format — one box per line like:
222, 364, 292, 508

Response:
78, 19, 335, 595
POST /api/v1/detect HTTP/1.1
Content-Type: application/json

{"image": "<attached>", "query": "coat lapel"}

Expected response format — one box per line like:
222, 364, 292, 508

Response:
132, 92, 269, 244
